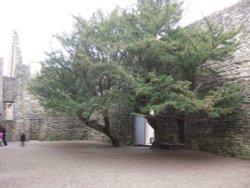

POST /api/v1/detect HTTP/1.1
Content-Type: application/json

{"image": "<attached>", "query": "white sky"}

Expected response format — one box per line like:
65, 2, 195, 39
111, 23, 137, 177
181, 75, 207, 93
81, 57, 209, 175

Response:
0, 0, 240, 74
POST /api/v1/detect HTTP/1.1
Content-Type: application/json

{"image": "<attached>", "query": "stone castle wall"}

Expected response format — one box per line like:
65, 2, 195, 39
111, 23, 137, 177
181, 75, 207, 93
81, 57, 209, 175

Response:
186, 0, 250, 159
159, 0, 250, 159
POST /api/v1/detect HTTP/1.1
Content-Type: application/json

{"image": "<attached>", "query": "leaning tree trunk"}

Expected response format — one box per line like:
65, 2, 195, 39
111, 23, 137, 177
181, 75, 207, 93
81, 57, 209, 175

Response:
104, 130, 120, 147
77, 113, 120, 147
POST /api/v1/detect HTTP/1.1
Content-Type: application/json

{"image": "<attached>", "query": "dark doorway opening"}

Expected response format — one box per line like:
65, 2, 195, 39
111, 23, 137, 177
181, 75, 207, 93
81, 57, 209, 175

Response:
29, 119, 41, 140
177, 119, 185, 144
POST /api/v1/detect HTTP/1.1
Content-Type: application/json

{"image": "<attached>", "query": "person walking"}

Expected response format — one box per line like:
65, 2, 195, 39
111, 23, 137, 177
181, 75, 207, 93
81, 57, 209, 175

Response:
20, 131, 26, 147
0, 124, 7, 146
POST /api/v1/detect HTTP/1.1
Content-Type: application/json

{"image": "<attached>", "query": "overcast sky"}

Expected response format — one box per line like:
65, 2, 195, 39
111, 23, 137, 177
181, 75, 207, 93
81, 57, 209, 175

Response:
0, 0, 240, 74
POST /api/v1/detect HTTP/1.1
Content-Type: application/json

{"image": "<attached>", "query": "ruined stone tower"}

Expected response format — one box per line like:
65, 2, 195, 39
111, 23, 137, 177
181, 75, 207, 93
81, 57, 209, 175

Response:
8, 30, 23, 77
0, 30, 31, 141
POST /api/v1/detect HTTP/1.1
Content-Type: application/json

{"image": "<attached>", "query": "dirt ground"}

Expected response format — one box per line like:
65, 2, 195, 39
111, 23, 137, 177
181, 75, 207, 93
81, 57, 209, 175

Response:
0, 140, 250, 188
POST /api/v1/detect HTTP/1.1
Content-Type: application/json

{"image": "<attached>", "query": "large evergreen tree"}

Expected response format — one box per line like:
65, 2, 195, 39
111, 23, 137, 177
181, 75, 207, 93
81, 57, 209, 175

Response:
29, 0, 244, 147
29, 11, 136, 147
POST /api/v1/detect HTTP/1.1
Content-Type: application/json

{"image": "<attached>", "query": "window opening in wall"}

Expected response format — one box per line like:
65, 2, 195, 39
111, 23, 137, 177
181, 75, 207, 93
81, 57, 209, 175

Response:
3, 102, 14, 120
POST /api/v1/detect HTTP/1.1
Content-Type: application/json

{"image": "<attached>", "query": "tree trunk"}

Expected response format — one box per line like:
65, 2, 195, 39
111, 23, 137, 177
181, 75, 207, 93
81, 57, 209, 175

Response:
78, 113, 120, 147
103, 111, 121, 147
151, 128, 162, 148
145, 115, 161, 148
105, 131, 120, 147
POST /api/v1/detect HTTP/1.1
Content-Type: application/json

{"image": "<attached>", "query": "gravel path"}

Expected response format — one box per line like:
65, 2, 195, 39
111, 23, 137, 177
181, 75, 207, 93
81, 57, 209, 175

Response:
0, 141, 250, 188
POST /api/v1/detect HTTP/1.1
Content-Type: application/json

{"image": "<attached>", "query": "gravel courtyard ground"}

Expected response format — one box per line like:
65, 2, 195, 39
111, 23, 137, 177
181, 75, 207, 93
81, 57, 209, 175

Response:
0, 140, 250, 188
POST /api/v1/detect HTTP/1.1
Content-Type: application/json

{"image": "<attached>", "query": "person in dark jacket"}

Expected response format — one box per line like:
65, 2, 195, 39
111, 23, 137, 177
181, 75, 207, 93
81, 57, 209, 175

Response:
0, 124, 7, 146
20, 131, 26, 147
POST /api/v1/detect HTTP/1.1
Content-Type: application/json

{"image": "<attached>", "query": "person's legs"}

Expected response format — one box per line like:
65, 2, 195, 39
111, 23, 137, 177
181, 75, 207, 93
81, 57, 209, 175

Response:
3, 136, 7, 146
20, 141, 25, 147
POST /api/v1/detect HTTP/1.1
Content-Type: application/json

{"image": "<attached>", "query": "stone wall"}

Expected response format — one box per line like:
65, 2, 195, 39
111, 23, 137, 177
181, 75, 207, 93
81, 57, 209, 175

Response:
10, 71, 109, 142
109, 106, 133, 146
175, 0, 250, 159
152, 0, 250, 159
186, 116, 250, 158
24, 89, 130, 144
3, 77, 16, 101
38, 115, 108, 141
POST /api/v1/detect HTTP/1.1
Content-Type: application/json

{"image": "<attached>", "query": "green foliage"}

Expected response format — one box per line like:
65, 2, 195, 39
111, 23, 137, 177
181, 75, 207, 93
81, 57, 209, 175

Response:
135, 72, 245, 118
29, 0, 245, 126
29, 51, 135, 119
171, 19, 241, 85
199, 84, 245, 118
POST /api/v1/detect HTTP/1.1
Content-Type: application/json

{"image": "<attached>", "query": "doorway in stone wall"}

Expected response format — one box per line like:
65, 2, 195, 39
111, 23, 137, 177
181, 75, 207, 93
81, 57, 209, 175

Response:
133, 116, 155, 146
177, 119, 185, 144
29, 119, 41, 140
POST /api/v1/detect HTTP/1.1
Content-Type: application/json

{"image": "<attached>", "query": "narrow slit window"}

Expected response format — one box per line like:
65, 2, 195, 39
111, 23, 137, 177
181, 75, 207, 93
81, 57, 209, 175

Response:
3, 102, 14, 120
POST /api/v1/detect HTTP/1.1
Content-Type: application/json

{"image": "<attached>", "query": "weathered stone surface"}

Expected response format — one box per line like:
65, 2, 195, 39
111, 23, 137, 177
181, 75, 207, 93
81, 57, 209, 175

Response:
109, 106, 133, 146
3, 77, 16, 101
